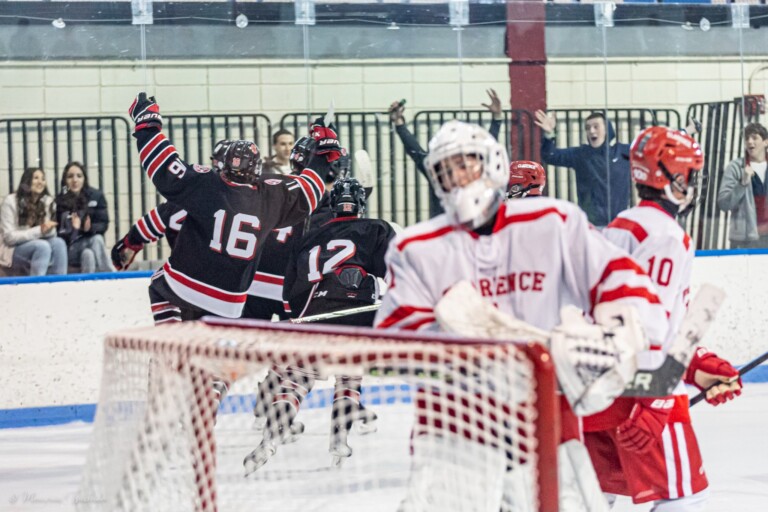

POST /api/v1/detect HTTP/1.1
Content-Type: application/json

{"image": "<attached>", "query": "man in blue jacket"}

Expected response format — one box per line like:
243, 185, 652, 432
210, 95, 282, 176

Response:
535, 110, 630, 227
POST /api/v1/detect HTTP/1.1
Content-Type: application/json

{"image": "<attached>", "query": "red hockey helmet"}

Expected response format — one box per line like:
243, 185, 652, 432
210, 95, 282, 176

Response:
630, 126, 704, 210
508, 160, 546, 198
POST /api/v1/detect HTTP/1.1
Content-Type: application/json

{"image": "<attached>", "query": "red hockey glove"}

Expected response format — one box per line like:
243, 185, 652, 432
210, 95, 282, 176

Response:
309, 117, 341, 162
616, 397, 674, 454
685, 347, 742, 406
129, 92, 163, 132
111, 235, 143, 271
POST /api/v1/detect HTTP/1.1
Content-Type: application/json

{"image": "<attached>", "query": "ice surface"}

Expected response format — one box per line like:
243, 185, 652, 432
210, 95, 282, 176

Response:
0, 385, 765, 512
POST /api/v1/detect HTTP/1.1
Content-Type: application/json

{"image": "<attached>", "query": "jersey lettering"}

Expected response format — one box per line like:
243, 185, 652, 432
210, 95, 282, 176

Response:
274, 226, 294, 243
306, 239, 357, 282
648, 256, 674, 287
477, 271, 545, 297
209, 209, 261, 260
168, 159, 187, 178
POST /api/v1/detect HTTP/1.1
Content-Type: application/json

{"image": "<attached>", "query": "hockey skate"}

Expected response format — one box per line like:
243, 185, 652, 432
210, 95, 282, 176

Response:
352, 403, 378, 435
243, 439, 277, 476
244, 402, 300, 474
329, 398, 378, 467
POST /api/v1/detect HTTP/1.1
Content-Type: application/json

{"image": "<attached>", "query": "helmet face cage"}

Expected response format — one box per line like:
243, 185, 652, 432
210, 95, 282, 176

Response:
431, 153, 485, 193
630, 126, 703, 212
289, 136, 316, 173
508, 160, 546, 198
424, 120, 509, 228
330, 177, 366, 217
222, 140, 263, 184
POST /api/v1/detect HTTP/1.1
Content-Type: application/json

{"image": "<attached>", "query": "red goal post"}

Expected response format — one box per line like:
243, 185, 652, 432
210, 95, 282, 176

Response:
79, 318, 559, 512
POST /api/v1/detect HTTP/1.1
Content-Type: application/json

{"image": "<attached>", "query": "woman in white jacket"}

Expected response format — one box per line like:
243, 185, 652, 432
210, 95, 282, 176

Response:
0, 167, 67, 276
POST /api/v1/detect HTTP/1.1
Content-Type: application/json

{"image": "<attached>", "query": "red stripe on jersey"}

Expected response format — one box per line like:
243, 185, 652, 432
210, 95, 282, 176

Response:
492, 205, 567, 234
139, 133, 165, 163
590, 257, 648, 307
136, 218, 157, 242
397, 226, 455, 252
300, 168, 325, 195
683, 233, 691, 250
150, 301, 170, 312
147, 147, 177, 179
253, 272, 284, 285
402, 315, 437, 331
597, 285, 662, 306
294, 176, 318, 211
149, 208, 167, 233
376, 305, 434, 329
163, 262, 248, 304
607, 217, 648, 244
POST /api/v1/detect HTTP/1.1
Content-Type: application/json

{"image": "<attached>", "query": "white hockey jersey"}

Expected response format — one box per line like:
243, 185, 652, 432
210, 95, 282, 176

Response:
374, 197, 669, 349
586, 199, 696, 429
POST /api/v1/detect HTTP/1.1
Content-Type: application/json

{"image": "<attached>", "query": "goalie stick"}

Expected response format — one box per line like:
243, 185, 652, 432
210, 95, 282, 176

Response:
434, 280, 725, 399
621, 284, 725, 397
689, 349, 768, 406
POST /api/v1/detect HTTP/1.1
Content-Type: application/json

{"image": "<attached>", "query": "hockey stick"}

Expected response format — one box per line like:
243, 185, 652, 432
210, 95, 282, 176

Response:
353, 149, 376, 190
621, 284, 726, 397
434, 280, 726, 399
689, 350, 768, 406
287, 304, 381, 324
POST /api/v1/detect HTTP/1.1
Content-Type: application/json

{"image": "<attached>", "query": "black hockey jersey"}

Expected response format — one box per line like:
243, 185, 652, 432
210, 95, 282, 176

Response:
283, 217, 396, 318
135, 128, 326, 318
245, 197, 334, 319
127, 202, 186, 250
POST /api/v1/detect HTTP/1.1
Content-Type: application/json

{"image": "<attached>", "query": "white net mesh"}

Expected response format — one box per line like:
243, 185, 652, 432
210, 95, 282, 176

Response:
78, 319, 558, 512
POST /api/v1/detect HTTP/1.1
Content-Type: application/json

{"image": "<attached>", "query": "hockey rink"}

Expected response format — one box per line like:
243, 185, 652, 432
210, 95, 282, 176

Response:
0, 384, 766, 512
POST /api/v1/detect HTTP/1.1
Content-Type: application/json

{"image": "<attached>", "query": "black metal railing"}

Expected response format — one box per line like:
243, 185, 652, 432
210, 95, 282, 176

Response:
0, 114, 271, 263
3, 104, 753, 272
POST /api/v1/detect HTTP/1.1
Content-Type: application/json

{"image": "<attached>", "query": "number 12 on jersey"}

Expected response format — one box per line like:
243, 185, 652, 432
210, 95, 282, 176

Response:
209, 209, 261, 260
307, 239, 357, 282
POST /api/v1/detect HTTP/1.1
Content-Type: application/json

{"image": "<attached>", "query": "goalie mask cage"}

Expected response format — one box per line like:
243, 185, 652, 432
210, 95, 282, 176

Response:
78, 319, 559, 512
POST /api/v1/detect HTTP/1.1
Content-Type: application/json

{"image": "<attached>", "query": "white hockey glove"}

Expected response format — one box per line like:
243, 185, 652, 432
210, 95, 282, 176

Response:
550, 303, 648, 416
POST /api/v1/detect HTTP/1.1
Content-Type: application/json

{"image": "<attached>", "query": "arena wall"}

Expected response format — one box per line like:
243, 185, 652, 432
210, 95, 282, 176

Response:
0, 252, 765, 425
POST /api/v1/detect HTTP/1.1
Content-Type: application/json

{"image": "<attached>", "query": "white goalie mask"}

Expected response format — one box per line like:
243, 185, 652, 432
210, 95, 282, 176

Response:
424, 120, 510, 229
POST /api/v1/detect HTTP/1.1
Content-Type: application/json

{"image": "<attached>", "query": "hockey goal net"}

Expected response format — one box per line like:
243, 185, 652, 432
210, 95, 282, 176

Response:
79, 318, 558, 512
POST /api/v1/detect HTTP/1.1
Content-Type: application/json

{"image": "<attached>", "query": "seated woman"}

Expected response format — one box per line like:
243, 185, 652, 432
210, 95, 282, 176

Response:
0, 167, 67, 276
55, 162, 110, 273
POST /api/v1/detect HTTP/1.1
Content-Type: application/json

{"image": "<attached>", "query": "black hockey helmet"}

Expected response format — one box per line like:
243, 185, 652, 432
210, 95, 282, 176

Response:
289, 136, 316, 173
210, 139, 232, 171
330, 177, 366, 217
221, 140, 263, 184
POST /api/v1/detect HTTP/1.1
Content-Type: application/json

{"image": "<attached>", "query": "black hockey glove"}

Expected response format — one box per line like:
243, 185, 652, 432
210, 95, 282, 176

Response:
111, 235, 144, 271
129, 92, 163, 132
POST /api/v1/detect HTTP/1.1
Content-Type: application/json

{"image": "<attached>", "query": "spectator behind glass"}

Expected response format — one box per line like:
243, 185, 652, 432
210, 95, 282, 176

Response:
717, 122, 768, 249
55, 161, 111, 273
0, 167, 67, 276
535, 110, 630, 228
388, 90, 503, 219
262, 129, 295, 175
